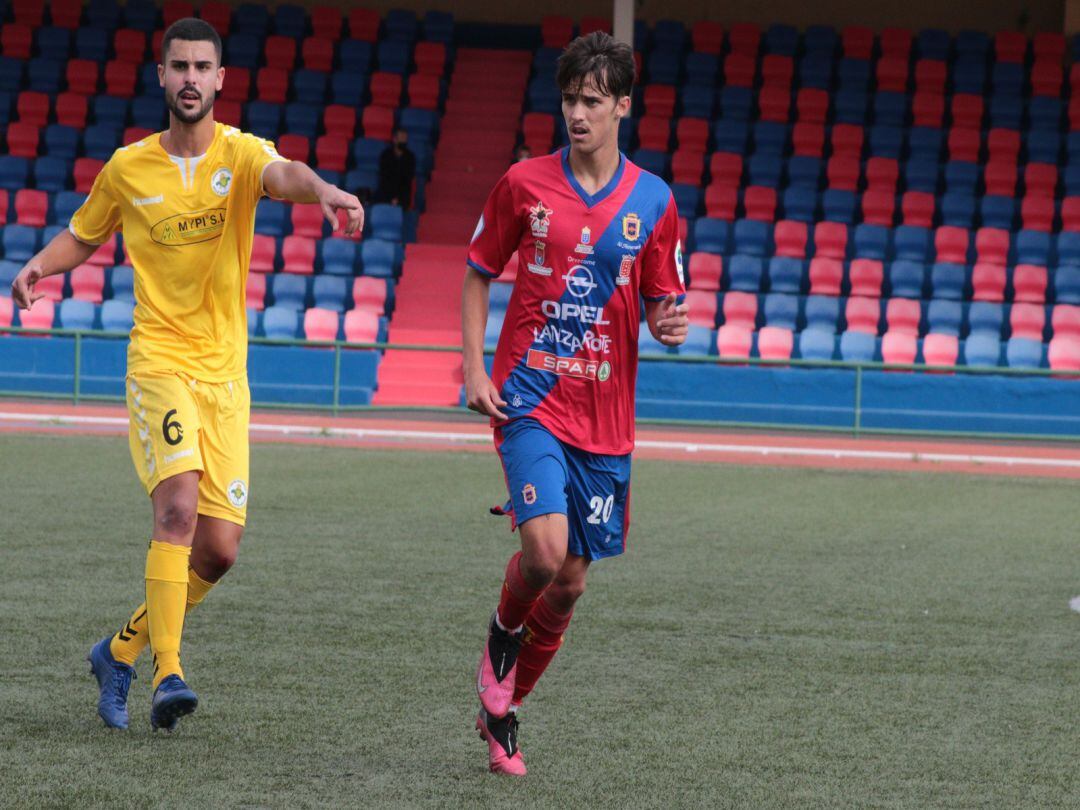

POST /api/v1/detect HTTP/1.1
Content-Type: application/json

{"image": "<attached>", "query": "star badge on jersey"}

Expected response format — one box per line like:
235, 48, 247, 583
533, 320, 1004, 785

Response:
529, 202, 552, 238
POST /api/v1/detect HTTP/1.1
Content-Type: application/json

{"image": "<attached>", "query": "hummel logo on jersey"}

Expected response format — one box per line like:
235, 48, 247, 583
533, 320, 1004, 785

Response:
529, 202, 552, 238
133, 195, 164, 207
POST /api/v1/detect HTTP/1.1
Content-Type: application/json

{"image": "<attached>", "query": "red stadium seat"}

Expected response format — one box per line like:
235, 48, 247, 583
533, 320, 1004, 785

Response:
1048, 336, 1080, 372
914, 60, 946, 94
0, 293, 14, 329
995, 30, 1027, 62
1064, 198, 1080, 232
302, 37, 335, 72
845, 295, 880, 333
353, 277, 389, 316
0, 190, 8, 222
901, 191, 935, 227
541, 15, 573, 48
688, 253, 723, 291
881, 331, 917, 366
55, 92, 88, 128
370, 72, 403, 107
277, 134, 311, 163
348, 9, 379, 41
70, 263, 105, 304
987, 129, 1020, 163
199, 0, 231, 36
522, 112, 554, 153
935, 226, 970, 264
362, 106, 395, 141
911, 92, 944, 127
1025, 164, 1058, 198
948, 128, 981, 163
215, 100, 241, 128
716, 325, 752, 359
407, 74, 441, 110
19, 298, 55, 331
796, 89, 828, 124
808, 258, 842, 296
163, 0, 194, 26
291, 204, 325, 239
743, 186, 776, 222
773, 220, 808, 258
880, 28, 912, 60
671, 150, 704, 185
579, 17, 609, 35
1034, 32, 1065, 61
50, 0, 81, 28
114, 29, 147, 63
323, 105, 356, 139
862, 190, 895, 226
886, 298, 920, 334
1010, 303, 1045, 340
6, 122, 39, 158
676, 118, 708, 152
727, 23, 761, 57
151, 30, 164, 62
830, 124, 863, 158
32, 273, 63, 304
14, 189, 47, 226
16, 91, 49, 127
1052, 304, 1080, 338
922, 333, 959, 368
250, 235, 276, 273
813, 221, 848, 259
256, 68, 289, 104
709, 153, 742, 186
73, 158, 104, 193
971, 263, 1006, 302
1021, 196, 1055, 232
1, 23, 32, 58
722, 291, 757, 329
791, 122, 824, 156
636, 116, 671, 151
876, 56, 909, 93
88, 235, 117, 267
691, 21, 724, 54
1012, 264, 1048, 304
685, 289, 718, 328
757, 326, 794, 361
951, 94, 984, 129
315, 135, 348, 172
848, 260, 883, 298
975, 228, 1009, 265
414, 42, 447, 76
264, 36, 297, 71
1031, 60, 1063, 97
643, 85, 676, 117
281, 236, 316, 274
825, 156, 859, 192
304, 308, 340, 342
723, 53, 756, 87
704, 184, 737, 220
761, 55, 793, 88
104, 60, 137, 97
865, 157, 899, 193
220, 67, 251, 103
246, 271, 266, 310
757, 86, 790, 122
344, 309, 380, 343
842, 26, 874, 59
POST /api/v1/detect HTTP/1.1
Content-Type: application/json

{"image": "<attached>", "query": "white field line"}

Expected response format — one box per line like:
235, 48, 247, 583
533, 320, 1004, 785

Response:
2, 411, 1080, 470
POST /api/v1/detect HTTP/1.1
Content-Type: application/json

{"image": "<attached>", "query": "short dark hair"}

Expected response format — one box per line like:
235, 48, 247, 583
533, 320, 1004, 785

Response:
161, 17, 222, 64
556, 32, 635, 100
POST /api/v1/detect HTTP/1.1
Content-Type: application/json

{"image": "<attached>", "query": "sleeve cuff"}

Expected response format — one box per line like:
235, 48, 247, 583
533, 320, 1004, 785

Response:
259, 157, 288, 197
68, 223, 104, 246
467, 259, 498, 278
643, 292, 686, 303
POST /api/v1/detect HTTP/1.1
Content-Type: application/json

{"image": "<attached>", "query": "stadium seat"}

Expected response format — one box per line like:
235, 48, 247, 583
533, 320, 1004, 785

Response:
14, 189, 46, 227
963, 333, 1002, 366
688, 252, 723, 291
1011, 265, 1047, 304
290, 204, 325, 239
888, 261, 925, 299
931, 262, 966, 300
58, 298, 95, 330
360, 239, 398, 278
250, 234, 277, 273
791, 124, 825, 157
1005, 338, 1044, 369
854, 224, 890, 260
808, 258, 842, 296
881, 331, 917, 365
865, 158, 899, 193
343, 309, 380, 343
262, 305, 300, 340
321, 239, 359, 277
757, 326, 794, 361
1048, 336, 1080, 372
804, 295, 840, 332
848, 259, 884, 298
281, 236, 316, 275
721, 291, 757, 330
798, 328, 836, 360
766, 257, 802, 294
19, 298, 56, 331
304, 307, 341, 341
727, 255, 763, 292
715, 325, 752, 359
844, 296, 880, 335
922, 333, 959, 368
684, 290, 718, 328
246, 271, 267, 310
1010, 303, 1046, 341
353, 277, 390, 316
2, 224, 38, 262
763, 293, 799, 329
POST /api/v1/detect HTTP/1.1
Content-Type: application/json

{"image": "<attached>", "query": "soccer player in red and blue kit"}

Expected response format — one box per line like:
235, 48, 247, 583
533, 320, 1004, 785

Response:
461, 32, 690, 776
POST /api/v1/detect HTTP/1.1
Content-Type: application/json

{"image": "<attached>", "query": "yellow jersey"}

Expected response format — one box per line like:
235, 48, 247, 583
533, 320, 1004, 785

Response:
69, 122, 286, 381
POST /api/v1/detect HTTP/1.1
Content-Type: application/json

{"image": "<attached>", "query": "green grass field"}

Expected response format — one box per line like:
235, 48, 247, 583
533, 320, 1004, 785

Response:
2, 432, 1079, 808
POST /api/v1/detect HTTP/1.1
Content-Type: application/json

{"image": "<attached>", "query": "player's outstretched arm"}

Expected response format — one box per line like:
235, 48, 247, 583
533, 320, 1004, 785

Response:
263, 161, 365, 236
461, 266, 508, 421
10, 230, 98, 310
645, 292, 690, 347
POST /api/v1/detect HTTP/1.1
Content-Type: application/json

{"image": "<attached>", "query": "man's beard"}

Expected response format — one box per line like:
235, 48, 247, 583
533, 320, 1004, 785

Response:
167, 88, 214, 125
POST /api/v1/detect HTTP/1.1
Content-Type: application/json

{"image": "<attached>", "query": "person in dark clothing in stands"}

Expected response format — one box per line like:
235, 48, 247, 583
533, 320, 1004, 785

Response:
375, 127, 416, 210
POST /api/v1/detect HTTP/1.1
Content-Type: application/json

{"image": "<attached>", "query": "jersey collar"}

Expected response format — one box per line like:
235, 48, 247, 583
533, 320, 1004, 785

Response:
560, 147, 626, 209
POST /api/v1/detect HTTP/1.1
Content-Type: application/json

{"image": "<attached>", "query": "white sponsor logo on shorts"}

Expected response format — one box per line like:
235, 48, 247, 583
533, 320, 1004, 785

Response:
164, 448, 194, 464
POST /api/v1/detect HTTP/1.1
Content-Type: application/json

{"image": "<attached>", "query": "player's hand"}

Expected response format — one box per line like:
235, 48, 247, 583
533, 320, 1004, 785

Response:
464, 369, 509, 421
11, 261, 46, 310
655, 292, 690, 346
317, 185, 365, 236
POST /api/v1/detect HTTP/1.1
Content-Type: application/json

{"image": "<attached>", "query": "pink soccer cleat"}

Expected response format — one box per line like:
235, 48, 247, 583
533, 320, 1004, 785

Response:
476, 709, 527, 776
475, 614, 524, 717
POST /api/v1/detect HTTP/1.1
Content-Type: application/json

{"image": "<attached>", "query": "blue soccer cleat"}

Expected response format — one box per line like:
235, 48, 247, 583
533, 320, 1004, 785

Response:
87, 636, 136, 730
150, 674, 198, 732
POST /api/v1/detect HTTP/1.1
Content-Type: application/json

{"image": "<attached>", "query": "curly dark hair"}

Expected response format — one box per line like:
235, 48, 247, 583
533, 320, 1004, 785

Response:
556, 31, 636, 99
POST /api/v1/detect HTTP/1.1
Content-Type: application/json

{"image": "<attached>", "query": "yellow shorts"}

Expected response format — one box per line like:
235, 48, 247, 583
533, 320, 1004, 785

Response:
126, 370, 251, 526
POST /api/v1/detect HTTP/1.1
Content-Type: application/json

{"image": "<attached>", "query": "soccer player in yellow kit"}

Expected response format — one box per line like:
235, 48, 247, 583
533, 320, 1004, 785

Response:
10, 19, 364, 731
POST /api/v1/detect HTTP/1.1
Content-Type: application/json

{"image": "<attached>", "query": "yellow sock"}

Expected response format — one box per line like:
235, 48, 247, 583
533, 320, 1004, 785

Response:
145, 541, 191, 688
110, 567, 217, 666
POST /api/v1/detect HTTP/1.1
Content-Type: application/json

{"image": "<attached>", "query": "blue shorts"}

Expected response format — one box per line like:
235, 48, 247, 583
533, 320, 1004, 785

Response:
495, 418, 632, 561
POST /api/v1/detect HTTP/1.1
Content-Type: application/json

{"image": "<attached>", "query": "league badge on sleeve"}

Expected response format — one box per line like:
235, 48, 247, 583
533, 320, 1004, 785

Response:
529, 202, 552, 238
621, 212, 641, 242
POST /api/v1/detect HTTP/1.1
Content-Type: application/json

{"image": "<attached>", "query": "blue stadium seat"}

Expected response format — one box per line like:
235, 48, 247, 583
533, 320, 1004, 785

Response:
1065, 165, 1080, 197
955, 30, 990, 60
320, 239, 358, 276
988, 96, 1022, 129
262, 305, 300, 339
34, 157, 69, 192
685, 52, 718, 86
753, 122, 787, 156
399, 107, 438, 142
786, 157, 822, 190
37, 28, 72, 59
312, 276, 349, 313
285, 103, 320, 139
967, 302, 1004, 338
0, 260, 20, 288
646, 51, 680, 84
269, 274, 307, 309
839, 330, 876, 362
107, 265, 134, 302
384, 9, 419, 42
59, 299, 96, 330
27, 58, 63, 94
678, 324, 713, 356
916, 28, 951, 60
854, 224, 890, 259
727, 255, 763, 292
765, 23, 798, 55
352, 138, 388, 173
3, 224, 39, 262
873, 92, 907, 127
1054, 268, 1080, 304
992, 63, 1025, 97
782, 187, 817, 222
952, 57, 987, 95
766, 258, 803, 294
1029, 97, 1063, 133
328, 71, 367, 109
528, 77, 560, 114
804, 25, 838, 56
631, 149, 669, 179
344, 169, 378, 196
139, 63, 163, 98
893, 226, 932, 261
423, 10, 455, 43
339, 40, 374, 74
798, 54, 833, 90
930, 263, 966, 300
940, 193, 976, 227
907, 127, 943, 162
489, 282, 513, 312
904, 159, 939, 193
799, 328, 838, 360
226, 34, 260, 69
833, 89, 868, 124
654, 19, 688, 51
43, 125, 79, 161
370, 204, 404, 242
888, 260, 926, 299
927, 300, 962, 335
733, 219, 770, 256
361, 239, 399, 278
822, 190, 857, 224
235, 3, 271, 37
101, 299, 134, 332
246, 102, 283, 141
713, 120, 749, 153
671, 184, 702, 217
963, 333, 1002, 366
255, 200, 288, 235
87, 0, 120, 28
1027, 131, 1061, 164
693, 219, 730, 254
292, 71, 328, 105
1015, 230, 1050, 266
764, 293, 799, 328
869, 125, 903, 159
377, 41, 411, 75
1006, 338, 1044, 369
92, 96, 129, 129
533, 47, 559, 74
719, 86, 754, 120
944, 161, 979, 195
0, 90, 12, 126
803, 295, 840, 331
837, 59, 870, 93
53, 191, 85, 224
980, 196, 1016, 230
0, 58, 24, 94
122, 0, 157, 31
747, 154, 782, 188
680, 86, 713, 118
131, 96, 165, 130
274, 4, 307, 38
75, 28, 108, 62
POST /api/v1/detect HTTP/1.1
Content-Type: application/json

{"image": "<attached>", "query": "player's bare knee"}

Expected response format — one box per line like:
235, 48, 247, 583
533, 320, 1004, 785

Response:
547, 578, 586, 611
156, 501, 197, 539
197, 547, 237, 580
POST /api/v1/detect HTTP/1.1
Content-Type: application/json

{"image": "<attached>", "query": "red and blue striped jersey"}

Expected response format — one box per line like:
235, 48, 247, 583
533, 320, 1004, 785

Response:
468, 148, 684, 455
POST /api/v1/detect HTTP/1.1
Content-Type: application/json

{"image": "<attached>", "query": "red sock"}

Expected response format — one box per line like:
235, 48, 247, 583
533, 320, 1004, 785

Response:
512, 596, 573, 704
496, 551, 546, 630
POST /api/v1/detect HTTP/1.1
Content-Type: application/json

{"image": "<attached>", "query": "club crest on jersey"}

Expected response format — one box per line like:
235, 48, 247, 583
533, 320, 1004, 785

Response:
622, 212, 641, 241
575, 225, 594, 255
529, 201, 552, 238
211, 167, 232, 196
522, 483, 537, 505
617, 254, 634, 286
527, 240, 552, 276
